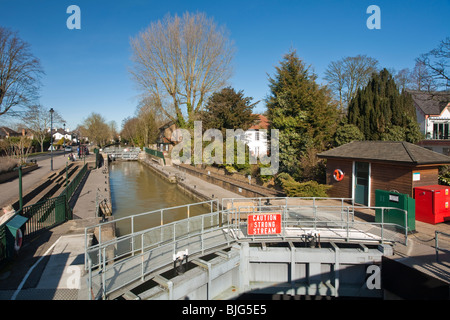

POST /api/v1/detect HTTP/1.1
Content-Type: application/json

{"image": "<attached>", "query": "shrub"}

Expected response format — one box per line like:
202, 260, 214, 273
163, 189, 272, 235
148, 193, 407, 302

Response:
277, 172, 331, 197
0, 158, 18, 174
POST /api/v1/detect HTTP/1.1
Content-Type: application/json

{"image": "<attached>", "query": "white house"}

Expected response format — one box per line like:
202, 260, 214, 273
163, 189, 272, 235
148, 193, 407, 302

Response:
411, 90, 450, 155
51, 128, 73, 143
241, 114, 269, 158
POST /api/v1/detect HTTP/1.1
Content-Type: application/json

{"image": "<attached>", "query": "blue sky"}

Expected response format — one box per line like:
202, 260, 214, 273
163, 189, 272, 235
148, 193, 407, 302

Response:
1, 0, 449, 131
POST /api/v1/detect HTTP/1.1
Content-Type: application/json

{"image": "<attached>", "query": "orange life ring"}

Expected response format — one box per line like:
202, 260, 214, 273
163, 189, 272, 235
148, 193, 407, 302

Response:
333, 169, 344, 181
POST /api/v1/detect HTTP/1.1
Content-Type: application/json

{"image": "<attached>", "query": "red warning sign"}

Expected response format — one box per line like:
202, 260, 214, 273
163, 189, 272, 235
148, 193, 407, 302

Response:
248, 213, 281, 235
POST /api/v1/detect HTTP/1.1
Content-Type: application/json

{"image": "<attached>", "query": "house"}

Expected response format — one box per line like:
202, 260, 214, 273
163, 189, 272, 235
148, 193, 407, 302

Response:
318, 141, 450, 206
243, 114, 269, 158
410, 90, 450, 155
0, 127, 21, 140
51, 128, 72, 143
157, 121, 178, 154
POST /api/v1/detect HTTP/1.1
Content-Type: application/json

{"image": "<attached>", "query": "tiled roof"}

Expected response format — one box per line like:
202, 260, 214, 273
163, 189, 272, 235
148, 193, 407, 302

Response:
409, 90, 450, 116
249, 114, 269, 130
0, 127, 20, 137
318, 141, 450, 165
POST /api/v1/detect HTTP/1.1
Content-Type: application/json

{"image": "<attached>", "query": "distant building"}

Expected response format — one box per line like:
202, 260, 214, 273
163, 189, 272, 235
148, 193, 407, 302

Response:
240, 114, 269, 158
410, 90, 450, 155
0, 127, 21, 139
50, 128, 72, 143
157, 121, 178, 154
318, 141, 450, 206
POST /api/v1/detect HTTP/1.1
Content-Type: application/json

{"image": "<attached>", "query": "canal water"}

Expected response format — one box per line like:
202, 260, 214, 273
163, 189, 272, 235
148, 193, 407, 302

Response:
109, 161, 208, 236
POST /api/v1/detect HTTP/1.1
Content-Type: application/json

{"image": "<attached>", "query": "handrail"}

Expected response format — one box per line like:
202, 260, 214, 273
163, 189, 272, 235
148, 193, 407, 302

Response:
84, 198, 410, 299
84, 199, 219, 269
86, 210, 229, 298
435, 230, 450, 262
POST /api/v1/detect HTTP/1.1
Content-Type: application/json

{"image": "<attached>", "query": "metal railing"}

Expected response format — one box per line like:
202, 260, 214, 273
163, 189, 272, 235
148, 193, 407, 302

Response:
435, 231, 450, 262
0, 163, 88, 264
86, 209, 229, 299
62, 163, 88, 201
84, 197, 411, 299
144, 147, 166, 165
84, 199, 219, 270
103, 147, 141, 161
224, 204, 408, 245
221, 196, 355, 214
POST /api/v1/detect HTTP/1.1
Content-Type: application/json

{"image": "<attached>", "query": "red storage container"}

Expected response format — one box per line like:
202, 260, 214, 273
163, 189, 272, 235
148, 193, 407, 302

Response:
414, 185, 450, 224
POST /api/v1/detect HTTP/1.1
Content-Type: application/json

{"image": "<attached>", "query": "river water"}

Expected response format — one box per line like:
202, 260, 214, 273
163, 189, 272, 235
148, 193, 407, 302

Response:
109, 161, 208, 236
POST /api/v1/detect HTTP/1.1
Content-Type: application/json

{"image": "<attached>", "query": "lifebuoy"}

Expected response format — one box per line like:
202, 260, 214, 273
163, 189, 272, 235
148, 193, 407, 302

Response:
333, 169, 344, 181
14, 228, 23, 252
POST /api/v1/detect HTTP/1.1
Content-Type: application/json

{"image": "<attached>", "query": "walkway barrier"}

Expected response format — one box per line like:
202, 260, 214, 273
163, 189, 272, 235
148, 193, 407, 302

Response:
435, 231, 450, 262
144, 147, 166, 165
63, 163, 88, 201
103, 147, 141, 161
84, 199, 219, 269
0, 163, 88, 265
84, 196, 410, 299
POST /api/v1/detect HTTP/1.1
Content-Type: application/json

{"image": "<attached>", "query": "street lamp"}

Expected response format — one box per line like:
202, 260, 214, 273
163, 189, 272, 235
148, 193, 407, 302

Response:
50, 108, 54, 171
63, 122, 66, 158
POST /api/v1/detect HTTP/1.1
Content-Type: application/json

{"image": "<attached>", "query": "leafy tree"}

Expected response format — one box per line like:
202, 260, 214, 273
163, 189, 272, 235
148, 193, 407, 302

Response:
200, 87, 259, 133
266, 49, 339, 180
334, 122, 365, 146
347, 68, 422, 143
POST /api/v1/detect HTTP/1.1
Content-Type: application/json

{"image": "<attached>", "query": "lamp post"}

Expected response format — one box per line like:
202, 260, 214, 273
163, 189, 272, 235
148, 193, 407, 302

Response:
50, 108, 54, 171
63, 122, 66, 158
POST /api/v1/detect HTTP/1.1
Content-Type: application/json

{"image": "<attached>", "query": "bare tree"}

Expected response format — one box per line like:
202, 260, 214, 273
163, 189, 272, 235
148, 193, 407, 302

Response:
410, 60, 437, 92
120, 116, 140, 146
393, 68, 412, 91
22, 104, 64, 152
416, 37, 450, 90
80, 112, 110, 147
108, 120, 119, 143
129, 12, 235, 128
324, 55, 379, 111
0, 26, 43, 117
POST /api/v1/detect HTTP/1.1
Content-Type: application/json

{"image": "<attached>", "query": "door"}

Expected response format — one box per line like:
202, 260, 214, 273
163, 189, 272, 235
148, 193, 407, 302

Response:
355, 162, 369, 206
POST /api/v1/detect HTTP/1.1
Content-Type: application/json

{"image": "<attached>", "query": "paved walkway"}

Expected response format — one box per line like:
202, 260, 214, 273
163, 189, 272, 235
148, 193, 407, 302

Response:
0, 152, 69, 210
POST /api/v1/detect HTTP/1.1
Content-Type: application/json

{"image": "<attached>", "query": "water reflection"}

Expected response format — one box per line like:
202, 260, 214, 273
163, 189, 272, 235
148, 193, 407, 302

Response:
109, 161, 208, 235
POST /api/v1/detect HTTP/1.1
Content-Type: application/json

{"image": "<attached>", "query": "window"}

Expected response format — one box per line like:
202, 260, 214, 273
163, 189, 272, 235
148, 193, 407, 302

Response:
255, 131, 260, 141
433, 122, 450, 139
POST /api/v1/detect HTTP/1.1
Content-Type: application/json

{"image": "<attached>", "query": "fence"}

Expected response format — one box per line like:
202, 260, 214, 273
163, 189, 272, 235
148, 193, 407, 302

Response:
0, 163, 88, 264
144, 147, 166, 165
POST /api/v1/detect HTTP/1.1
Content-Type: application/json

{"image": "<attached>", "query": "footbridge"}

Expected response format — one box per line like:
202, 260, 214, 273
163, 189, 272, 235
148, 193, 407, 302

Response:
82, 197, 410, 300
102, 147, 141, 161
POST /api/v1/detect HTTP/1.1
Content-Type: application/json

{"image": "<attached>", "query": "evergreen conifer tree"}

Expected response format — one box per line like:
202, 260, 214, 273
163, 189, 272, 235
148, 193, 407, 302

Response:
266, 49, 339, 180
348, 69, 422, 143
